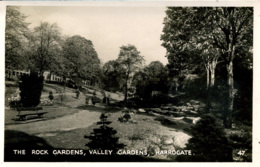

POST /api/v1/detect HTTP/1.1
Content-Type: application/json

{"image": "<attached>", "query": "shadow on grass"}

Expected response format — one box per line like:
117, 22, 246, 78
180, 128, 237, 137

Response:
77, 105, 122, 113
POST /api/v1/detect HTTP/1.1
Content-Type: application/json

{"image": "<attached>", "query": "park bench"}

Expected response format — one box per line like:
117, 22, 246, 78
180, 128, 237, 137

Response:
16, 107, 48, 121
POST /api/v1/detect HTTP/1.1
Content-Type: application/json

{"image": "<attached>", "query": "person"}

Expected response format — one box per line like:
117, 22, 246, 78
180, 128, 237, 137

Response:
75, 88, 80, 99
92, 91, 97, 106
48, 91, 54, 101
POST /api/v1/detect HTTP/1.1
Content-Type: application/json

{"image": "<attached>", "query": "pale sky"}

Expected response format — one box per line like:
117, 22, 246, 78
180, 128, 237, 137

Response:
19, 6, 168, 66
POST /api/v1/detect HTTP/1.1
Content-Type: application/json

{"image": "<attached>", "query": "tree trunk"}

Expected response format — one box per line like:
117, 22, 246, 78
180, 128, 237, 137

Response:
63, 76, 66, 91
210, 63, 216, 88
206, 68, 210, 90
124, 78, 128, 107
206, 60, 217, 113
224, 45, 236, 128
224, 60, 234, 128
124, 71, 130, 107
206, 68, 211, 112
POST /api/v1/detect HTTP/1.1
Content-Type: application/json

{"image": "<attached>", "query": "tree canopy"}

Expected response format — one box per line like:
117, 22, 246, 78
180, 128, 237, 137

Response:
28, 22, 62, 76
161, 7, 253, 126
5, 6, 30, 70
62, 35, 100, 87
116, 44, 144, 104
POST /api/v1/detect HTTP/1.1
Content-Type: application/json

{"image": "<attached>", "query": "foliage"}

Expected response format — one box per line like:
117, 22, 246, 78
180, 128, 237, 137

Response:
133, 61, 168, 99
161, 7, 253, 126
161, 7, 201, 79
5, 6, 30, 71
102, 60, 124, 92
84, 113, 125, 153
116, 44, 144, 104
233, 49, 252, 124
48, 91, 54, 101
228, 126, 252, 162
62, 35, 101, 87
19, 72, 44, 107
118, 113, 131, 122
176, 114, 233, 162
28, 22, 62, 75
181, 74, 206, 98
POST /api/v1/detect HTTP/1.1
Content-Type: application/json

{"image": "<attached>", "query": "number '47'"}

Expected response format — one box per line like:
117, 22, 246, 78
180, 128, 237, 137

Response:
237, 150, 245, 156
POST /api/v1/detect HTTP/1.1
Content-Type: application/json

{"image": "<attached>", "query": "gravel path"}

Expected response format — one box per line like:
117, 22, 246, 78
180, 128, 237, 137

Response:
5, 110, 101, 135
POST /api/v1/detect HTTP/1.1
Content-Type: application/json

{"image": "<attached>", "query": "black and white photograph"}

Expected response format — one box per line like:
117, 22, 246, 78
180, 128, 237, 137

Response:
1, 1, 259, 164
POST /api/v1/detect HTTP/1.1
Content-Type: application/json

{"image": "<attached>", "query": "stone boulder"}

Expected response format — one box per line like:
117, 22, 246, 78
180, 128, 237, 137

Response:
162, 137, 174, 145
160, 144, 175, 151
148, 108, 162, 114
172, 132, 191, 148
147, 145, 161, 156
170, 106, 181, 112
190, 100, 200, 105
138, 108, 146, 113
186, 102, 192, 106
183, 117, 201, 124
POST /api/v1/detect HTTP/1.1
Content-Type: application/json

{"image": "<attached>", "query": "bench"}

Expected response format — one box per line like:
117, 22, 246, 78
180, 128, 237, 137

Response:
17, 112, 48, 121
16, 107, 43, 115
16, 107, 48, 121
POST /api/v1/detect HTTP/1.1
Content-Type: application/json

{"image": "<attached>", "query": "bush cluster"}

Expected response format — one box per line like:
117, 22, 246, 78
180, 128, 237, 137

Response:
19, 73, 44, 107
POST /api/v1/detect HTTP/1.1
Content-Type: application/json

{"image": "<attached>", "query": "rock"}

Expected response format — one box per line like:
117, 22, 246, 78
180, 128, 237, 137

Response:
161, 106, 171, 110
162, 137, 174, 145
147, 145, 160, 156
166, 103, 173, 107
147, 111, 154, 116
170, 106, 181, 111
129, 120, 138, 124
181, 107, 189, 112
186, 110, 198, 116
171, 116, 185, 120
190, 100, 200, 105
149, 136, 161, 144
183, 117, 201, 124
129, 109, 137, 114
160, 144, 175, 151
190, 110, 198, 114
149, 108, 162, 113
193, 104, 200, 109
138, 108, 146, 113
186, 102, 191, 106
170, 111, 185, 117
172, 132, 191, 148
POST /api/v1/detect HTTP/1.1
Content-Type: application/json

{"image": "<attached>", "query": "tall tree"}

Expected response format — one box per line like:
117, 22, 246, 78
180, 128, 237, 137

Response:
161, 7, 253, 125
161, 7, 220, 111
117, 44, 144, 105
102, 60, 124, 92
5, 6, 30, 72
28, 22, 62, 76
62, 35, 100, 87
84, 113, 125, 152
133, 61, 168, 99
211, 7, 253, 127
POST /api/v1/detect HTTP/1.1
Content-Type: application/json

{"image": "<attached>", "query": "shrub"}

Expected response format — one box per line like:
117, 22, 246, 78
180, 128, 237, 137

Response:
48, 91, 54, 101
19, 73, 44, 107
176, 114, 233, 162
118, 113, 131, 123
84, 113, 125, 153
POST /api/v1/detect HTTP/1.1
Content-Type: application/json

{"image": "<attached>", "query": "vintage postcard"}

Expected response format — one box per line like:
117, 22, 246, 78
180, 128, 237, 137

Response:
0, 0, 260, 166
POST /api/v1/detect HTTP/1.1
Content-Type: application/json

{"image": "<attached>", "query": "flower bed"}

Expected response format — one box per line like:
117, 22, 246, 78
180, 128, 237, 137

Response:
40, 98, 53, 106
